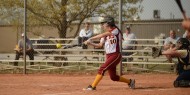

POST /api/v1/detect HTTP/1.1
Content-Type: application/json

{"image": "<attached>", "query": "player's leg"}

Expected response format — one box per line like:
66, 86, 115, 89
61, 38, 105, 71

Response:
83, 73, 103, 90
174, 80, 190, 87
14, 51, 21, 66
105, 53, 135, 89
90, 74, 103, 90
176, 63, 184, 75
27, 50, 34, 65
83, 53, 120, 90
174, 71, 190, 87
91, 53, 121, 88
83, 60, 107, 90
84, 60, 109, 90
82, 37, 88, 49
78, 37, 82, 46
108, 64, 135, 89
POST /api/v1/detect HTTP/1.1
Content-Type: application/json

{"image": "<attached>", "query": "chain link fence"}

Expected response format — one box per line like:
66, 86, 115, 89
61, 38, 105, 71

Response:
0, 0, 189, 73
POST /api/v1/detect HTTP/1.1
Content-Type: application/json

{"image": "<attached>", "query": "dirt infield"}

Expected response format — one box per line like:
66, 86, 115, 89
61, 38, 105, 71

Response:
0, 73, 190, 95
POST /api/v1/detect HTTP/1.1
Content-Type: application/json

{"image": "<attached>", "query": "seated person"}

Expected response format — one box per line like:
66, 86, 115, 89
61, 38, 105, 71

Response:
122, 26, 137, 61
14, 33, 34, 66
164, 30, 180, 64
78, 22, 93, 49
164, 30, 179, 50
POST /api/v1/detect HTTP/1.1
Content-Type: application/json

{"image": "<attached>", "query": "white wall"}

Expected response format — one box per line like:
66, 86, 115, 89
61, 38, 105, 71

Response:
139, 0, 190, 20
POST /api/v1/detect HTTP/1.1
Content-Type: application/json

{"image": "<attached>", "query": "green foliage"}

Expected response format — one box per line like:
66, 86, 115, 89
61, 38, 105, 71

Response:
0, 0, 143, 38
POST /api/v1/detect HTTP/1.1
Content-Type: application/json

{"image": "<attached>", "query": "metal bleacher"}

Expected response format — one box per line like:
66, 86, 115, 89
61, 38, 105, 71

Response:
0, 38, 176, 73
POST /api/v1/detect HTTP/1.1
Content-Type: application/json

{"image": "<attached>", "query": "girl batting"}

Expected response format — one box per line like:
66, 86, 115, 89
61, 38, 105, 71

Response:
83, 16, 135, 90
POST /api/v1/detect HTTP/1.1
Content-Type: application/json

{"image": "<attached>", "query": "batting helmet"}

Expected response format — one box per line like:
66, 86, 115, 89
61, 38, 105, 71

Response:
100, 16, 115, 26
176, 38, 190, 49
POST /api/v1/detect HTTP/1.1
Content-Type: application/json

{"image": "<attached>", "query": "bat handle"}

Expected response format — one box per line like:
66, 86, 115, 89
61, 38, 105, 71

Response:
182, 11, 187, 20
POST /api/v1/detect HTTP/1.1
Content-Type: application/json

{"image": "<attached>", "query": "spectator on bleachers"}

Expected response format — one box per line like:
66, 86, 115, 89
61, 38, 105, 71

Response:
122, 26, 137, 61
78, 22, 93, 49
164, 30, 180, 50
163, 30, 180, 69
14, 33, 34, 66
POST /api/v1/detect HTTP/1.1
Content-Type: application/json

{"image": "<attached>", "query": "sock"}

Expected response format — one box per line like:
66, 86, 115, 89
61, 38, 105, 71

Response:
119, 76, 130, 84
91, 74, 103, 88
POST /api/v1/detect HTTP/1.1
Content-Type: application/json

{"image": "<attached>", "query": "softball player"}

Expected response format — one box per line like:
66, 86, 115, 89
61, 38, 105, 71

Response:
156, 38, 190, 87
83, 16, 135, 90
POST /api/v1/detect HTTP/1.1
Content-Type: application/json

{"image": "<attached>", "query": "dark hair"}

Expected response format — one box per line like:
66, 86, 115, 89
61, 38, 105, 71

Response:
126, 26, 131, 31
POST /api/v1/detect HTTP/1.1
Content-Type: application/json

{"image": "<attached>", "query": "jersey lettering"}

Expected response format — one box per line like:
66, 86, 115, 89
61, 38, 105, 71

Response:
110, 39, 117, 44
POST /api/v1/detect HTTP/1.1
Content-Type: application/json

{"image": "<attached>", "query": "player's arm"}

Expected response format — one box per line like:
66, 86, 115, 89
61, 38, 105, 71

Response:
161, 49, 183, 57
79, 29, 84, 37
152, 47, 180, 58
17, 40, 23, 52
26, 46, 32, 51
84, 37, 104, 48
162, 49, 179, 57
84, 31, 110, 45
26, 40, 33, 52
88, 42, 104, 48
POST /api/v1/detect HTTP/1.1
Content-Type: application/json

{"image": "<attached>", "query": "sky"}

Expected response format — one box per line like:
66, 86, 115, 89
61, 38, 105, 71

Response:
139, 0, 190, 20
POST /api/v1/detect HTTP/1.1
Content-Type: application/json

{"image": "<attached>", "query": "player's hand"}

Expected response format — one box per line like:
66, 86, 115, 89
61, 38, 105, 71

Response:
182, 18, 190, 30
17, 48, 23, 52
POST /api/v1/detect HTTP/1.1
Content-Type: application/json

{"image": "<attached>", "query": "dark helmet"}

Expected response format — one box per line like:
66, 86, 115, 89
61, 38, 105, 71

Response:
176, 38, 190, 49
100, 16, 115, 26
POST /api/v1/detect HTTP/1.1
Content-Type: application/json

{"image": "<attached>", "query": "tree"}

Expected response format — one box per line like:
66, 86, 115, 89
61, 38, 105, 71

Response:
0, 0, 143, 38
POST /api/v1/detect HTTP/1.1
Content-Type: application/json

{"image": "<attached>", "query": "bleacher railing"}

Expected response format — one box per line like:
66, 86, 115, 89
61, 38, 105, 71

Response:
0, 38, 175, 73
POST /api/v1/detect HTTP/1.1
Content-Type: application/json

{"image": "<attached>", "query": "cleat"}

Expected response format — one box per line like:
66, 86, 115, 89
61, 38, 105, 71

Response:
129, 79, 135, 89
83, 85, 96, 91
174, 80, 190, 87
173, 81, 179, 87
